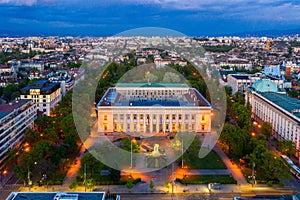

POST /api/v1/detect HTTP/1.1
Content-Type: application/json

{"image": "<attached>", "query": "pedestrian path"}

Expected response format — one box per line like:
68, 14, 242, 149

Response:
213, 143, 247, 184
62, 145, 85, 185
185, 169, 230, 175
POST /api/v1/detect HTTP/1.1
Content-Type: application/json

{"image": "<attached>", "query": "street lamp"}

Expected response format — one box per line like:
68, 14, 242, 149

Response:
181, 138, 184, 168
27, 166, 32, 187
251, 162, 255, 187
130, 139, 133, 168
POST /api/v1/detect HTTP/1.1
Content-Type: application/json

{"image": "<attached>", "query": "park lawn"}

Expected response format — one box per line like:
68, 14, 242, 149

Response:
185, 150, 226, 169
176, 175, 237, 184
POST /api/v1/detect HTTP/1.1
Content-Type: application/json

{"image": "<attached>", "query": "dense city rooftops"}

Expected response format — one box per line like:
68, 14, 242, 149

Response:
20, 80, 60, 95
98, 83, 211, 107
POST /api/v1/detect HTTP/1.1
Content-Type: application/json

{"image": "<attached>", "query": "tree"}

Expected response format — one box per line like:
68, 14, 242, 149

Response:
120, 138, 140, 153
13, 165, 28, 186
220, 123, 251, 160
2, 84, 19, 101
69, 179, 78, 190
233, 92, 244, 105
225, 86, 232, 96
86, 178, 95, 190
149, 180, 154, 191
165, 181, 171, 192
125, 178, 135, 190
261, 122, 272, 140
277, 140, 296, 157
231, 103, 252, 131
162, 72, 180, 83
288, 90, 298, 98
246, 140, 290, 181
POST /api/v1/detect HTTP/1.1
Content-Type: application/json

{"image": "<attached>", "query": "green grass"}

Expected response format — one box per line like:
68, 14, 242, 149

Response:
185, 150, 227, 169
176, 175, 237, 184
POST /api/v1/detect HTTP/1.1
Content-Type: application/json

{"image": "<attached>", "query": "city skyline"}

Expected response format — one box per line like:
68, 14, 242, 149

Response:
0, 0, 300, 36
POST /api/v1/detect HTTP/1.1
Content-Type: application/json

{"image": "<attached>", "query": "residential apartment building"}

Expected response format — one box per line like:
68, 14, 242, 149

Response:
97, 83, 212, 134
0, 100, 37, 166
245, 79, 300, 162
20, 80, 61, 116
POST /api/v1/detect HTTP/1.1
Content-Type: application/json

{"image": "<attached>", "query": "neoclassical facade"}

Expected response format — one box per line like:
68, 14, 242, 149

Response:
245, 79, 300, 161
97, 83, 212, 135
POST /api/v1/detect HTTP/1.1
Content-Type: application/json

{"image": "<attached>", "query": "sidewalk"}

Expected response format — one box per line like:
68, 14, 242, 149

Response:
17, 182, 294, 196
213, 143, 247, 184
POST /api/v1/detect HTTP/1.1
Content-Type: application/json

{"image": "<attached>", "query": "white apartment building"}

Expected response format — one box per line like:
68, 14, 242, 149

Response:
245, 79, 300, 162
0, 100, 37, 166
97, 83, 212, 135
20, 80, 61, 116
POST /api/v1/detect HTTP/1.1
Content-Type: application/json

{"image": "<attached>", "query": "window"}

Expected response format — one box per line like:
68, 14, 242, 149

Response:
103, 115, 107, 121
191, 115, 195, 120
179, 114, 182, 120
24, 95, 27, 98
202, 115, 205, 121
127, 114, 130, 120
104, 124, 108, 131
140, 115, 143, 120
172, 114, 176, 120
43, 104, 46, 107
133, 114, 137, 120
202, 125, 205, 131
185, 115, 189, 120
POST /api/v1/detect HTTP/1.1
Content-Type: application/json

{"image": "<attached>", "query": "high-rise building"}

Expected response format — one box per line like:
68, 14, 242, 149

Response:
0, 99, 36, 166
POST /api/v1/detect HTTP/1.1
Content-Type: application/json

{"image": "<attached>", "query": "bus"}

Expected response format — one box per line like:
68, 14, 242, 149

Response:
280, 155, 300, 180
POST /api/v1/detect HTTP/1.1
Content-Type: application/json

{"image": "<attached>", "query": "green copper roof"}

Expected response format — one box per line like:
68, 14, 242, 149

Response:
252, 79, 278, 93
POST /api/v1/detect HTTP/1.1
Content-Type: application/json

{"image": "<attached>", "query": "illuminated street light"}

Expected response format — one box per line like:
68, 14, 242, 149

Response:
24, 147, 30, 152
181, 138, 184, 168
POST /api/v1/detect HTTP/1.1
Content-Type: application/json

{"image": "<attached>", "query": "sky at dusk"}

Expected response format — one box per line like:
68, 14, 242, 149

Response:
0, 0, 300, 36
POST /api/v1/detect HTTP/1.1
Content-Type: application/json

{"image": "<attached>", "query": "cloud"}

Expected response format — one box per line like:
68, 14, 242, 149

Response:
0, 0, 37, 6
116, 0, 300, 22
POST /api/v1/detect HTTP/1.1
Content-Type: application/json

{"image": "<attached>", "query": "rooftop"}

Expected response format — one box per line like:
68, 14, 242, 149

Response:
98, 84, 211, 107
116, 82, 189, 88
252, 79, 278, 93
0, 99, 33, 120
260, 92, 300, 119
6, 192, 106, 200
230, 74, 250, 80
20, 80, 60, 95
